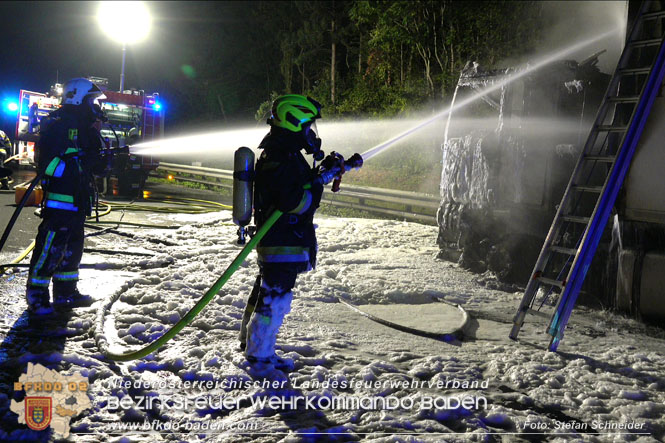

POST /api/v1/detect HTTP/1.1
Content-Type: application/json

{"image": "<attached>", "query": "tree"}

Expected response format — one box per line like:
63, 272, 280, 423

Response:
165, 1, 544, 127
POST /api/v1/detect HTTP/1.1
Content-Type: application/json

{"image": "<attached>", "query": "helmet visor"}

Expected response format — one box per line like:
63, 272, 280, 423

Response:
94, 93, 106, 105
308, 120, 319, 139
303, 120, 323, 158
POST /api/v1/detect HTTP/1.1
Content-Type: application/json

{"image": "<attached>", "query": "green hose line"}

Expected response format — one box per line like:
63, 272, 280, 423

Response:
0, 172, 43, 254
95, 203, 112, 218
98, 209, 283, 361
0, 240, 36, 274
98, 197, 230, 214
153, 196, 231, 208
85, 221, 182, 229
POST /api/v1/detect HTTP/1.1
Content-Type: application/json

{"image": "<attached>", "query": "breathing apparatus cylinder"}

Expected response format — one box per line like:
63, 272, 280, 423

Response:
232, 147, 255, 244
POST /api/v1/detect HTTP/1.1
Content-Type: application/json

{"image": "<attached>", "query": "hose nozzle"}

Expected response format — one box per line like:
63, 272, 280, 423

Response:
345, 153, 363, 170
99, 145, 130, 157
317, 152, 363, 192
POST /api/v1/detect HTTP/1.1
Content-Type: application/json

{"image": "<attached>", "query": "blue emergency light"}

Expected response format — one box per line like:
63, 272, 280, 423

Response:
4, 101, 18, 113
146, 97, 161, 111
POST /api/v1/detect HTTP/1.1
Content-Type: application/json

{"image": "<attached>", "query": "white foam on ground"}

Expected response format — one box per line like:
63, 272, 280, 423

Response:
1, 209, 663, 441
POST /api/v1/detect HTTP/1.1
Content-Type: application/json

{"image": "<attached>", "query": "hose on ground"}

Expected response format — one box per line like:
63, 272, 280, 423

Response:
95, 209, 283, 361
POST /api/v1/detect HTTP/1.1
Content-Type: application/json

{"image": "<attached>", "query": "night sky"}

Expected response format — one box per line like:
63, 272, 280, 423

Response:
1, 2, 235, 92
1, 1, 628, 136
0, 1, 249, 133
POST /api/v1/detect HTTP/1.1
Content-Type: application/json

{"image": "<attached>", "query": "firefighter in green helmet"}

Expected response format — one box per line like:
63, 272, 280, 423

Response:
239, 94, 327, 374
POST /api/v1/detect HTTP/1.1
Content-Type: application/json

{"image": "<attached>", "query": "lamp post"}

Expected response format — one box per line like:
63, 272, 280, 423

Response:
120, 43, 127, 92
97, 1, 152, 92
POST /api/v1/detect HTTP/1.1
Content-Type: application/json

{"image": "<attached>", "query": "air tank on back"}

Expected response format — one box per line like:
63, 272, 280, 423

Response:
233, 146, 255, 244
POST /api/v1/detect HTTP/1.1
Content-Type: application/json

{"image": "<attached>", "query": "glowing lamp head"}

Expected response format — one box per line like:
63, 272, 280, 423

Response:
97, 1, 152, 45
153, 101, 161, 111
6, 102, 18, 112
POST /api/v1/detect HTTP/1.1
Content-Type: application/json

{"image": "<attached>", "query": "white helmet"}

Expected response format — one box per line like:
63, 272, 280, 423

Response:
61, 78, 106, 106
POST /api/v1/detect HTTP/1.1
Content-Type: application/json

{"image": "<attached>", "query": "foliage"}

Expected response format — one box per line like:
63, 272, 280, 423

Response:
255, 92, 281, 123
158, 1, 545, 194
167, 1, 544, 126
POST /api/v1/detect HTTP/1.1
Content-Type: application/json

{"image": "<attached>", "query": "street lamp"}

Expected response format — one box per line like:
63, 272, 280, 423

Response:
97, 1, 152, 92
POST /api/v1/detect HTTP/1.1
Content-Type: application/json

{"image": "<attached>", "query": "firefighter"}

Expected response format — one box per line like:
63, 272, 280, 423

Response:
25, 78, 108, 314
0, 130, 12, 189
28, 102, 40, 134
239, 94, 327, 372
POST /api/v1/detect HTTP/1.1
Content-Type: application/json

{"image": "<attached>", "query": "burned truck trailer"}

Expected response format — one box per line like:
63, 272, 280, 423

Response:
437, 55, 610, 283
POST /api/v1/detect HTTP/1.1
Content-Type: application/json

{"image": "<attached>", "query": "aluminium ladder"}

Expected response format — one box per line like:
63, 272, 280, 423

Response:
509, 0, 665, 351
143, 105, 155, 140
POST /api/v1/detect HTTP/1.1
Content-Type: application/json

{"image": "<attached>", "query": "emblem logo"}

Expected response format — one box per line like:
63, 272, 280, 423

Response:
25, 397, 52, 431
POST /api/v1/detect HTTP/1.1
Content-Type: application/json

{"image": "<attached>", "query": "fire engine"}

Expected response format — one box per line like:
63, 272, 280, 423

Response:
13, 77, 163, 197
13, 88, 60, 163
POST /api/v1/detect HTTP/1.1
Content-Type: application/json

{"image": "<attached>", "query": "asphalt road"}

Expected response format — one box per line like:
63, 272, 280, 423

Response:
0, 168, 233, 264
0, 169, 40, 260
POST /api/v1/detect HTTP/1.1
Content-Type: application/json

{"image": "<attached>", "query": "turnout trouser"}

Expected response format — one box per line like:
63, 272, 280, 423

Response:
27, 211, 85, 302
242, 263, 303, 360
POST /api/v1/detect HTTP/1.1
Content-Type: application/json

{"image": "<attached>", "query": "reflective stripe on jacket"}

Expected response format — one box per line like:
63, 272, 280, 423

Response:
37, 108, 101, 216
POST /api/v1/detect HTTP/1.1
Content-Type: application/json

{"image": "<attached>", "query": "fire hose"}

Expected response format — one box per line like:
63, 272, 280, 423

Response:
0, 185, 228, 276
96, 152, 363, 362
0, 145, 130, 255
0, 172, 43, 255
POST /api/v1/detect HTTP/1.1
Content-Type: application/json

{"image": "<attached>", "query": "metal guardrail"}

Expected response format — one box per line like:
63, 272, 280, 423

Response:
155, 162, 440, 225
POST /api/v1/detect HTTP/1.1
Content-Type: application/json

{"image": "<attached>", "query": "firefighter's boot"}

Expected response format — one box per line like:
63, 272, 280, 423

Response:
238, 306, 251, 352
245, 291, 292, 363
238, 275, 262, 351
269, 354, 295, 372
53, 291, 94, 310
26, 289, 53, 315
53, 279, 93, 310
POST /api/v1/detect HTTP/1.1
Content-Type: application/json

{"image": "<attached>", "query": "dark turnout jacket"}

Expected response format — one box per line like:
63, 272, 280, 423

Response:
36, 105, 104, 216
254, 128, 323, 269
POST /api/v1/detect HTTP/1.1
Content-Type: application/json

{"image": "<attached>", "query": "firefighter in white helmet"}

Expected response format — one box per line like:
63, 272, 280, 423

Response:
25, 78, 108, 314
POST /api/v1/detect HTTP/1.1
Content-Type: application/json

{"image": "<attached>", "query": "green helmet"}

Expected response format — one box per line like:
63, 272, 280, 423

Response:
268, 94, 322, 132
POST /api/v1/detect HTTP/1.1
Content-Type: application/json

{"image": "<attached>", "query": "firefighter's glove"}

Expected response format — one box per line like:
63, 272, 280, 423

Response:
316, 152, 344, 185
320, 152, 343, 171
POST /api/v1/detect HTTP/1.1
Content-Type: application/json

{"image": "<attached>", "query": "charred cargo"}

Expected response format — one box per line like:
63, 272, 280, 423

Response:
437, 55, 610, 284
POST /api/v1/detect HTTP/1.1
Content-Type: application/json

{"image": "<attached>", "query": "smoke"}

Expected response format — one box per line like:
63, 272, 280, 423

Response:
535, 1, 628, 73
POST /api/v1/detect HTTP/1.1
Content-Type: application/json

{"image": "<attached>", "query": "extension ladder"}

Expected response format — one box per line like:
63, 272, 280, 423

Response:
143, 106, 155, 140
509, 0, 665, 351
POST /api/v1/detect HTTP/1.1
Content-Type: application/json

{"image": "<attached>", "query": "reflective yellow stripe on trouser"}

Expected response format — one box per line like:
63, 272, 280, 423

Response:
29, 231, 56, 287
53, 270, 79, 282
257, 246, 310, 263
